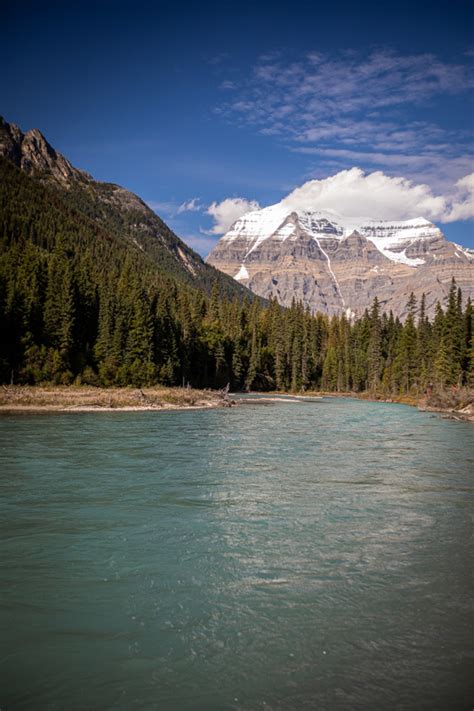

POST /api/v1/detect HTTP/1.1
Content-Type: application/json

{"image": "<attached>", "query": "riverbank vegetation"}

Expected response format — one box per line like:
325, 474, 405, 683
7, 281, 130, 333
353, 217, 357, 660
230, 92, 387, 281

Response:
0, 385, 224, 412
2, 262, 472, 399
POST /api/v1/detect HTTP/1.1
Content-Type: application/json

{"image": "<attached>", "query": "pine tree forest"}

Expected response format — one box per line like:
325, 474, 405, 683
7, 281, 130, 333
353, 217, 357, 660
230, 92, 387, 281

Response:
1, 158, 473, 394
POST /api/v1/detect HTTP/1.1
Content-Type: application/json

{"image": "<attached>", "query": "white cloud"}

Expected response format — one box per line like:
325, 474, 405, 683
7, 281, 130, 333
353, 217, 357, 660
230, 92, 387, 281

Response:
216, 49, 474, 190
281, 168, 474, 223
219, 80, 236, 90
443, 173, 474, 222
177, 197, 202, 214
281, 168, 447, 221
210, 170, 474, 232
220, 49, 473, 133
206, 197, 261, 234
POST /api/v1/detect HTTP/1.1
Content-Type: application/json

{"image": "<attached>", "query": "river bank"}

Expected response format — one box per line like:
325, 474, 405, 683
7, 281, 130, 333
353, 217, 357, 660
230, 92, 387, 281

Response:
0, 385, 228, 413
417, 390, 474, 423
1, 384, 472, 422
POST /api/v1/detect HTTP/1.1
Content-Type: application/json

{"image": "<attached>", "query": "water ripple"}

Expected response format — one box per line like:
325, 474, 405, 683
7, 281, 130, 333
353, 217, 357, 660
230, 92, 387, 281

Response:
0, 398, 473, 710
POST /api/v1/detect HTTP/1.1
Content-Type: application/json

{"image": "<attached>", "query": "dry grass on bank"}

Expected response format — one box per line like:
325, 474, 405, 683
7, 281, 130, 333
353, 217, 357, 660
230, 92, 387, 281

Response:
1, 384, 472, 420
0, 385, 222, 412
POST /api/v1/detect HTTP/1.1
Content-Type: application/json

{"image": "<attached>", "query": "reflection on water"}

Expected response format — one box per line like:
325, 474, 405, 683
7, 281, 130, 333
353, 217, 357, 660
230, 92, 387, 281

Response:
0, 398, 473, 710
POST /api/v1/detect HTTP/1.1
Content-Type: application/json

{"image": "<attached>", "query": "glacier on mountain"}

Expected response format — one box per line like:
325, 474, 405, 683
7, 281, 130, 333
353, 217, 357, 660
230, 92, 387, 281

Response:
221, 205, 442, 268
207, 201, 474, 318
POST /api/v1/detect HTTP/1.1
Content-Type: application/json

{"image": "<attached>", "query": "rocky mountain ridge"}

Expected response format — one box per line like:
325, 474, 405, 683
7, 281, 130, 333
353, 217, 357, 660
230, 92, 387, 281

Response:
0, 117, 90, 184
206, 203, 474, 318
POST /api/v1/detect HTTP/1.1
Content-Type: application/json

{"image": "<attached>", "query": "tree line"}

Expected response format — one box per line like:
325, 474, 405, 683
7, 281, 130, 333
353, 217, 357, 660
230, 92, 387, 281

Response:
1, 157, 473, 393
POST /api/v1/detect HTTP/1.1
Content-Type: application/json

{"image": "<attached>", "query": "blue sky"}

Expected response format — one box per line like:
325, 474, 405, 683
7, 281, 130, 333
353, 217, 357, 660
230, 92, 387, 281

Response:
2, 0, 473, 254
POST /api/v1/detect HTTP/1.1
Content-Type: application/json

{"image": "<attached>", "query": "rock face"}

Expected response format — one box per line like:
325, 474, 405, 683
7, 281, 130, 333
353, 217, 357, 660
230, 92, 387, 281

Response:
0, 116, 90, 185
206, 204, 474, 318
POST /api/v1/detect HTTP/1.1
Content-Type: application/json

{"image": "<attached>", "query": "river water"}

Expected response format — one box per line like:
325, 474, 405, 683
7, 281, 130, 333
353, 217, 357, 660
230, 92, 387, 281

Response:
0, 397, 473, 710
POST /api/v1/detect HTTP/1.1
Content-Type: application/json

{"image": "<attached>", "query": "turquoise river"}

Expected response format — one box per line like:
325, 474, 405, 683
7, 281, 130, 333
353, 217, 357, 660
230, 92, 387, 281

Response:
0, 397, 473, 710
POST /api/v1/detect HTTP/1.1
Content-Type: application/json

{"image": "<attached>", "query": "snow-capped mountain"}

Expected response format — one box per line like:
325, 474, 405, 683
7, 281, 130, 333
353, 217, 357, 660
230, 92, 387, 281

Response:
206, 204, 474, 318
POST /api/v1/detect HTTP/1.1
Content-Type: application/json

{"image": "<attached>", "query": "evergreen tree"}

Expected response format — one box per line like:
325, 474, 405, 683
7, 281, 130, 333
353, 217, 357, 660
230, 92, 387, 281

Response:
290, 303, 304, 391
463, 298, 473, 384
367, 297, 382, 393
393, 295, 418, 393
126, 288, 156, 385
246, 325, 259, 390
467, 332, 474, 388
433, 337, 451, 387
43, 251, 75, 382
417, 293, 432, 390
443, 278, 464, 385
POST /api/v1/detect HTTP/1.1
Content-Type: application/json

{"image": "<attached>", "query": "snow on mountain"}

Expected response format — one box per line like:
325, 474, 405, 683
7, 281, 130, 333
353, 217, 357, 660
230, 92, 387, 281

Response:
222, 204, 289, 243
355, 218, 443, 266
221, 204, 444, 267
206, 200, 474, 318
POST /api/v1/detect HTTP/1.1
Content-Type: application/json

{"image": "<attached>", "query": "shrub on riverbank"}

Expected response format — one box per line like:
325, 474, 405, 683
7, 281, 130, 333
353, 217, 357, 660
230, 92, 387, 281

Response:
423, 386, 474, 412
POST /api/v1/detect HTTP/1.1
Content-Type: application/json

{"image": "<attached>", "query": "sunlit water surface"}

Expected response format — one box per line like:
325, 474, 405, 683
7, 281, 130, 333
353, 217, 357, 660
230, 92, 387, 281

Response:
1, 397, 473, 710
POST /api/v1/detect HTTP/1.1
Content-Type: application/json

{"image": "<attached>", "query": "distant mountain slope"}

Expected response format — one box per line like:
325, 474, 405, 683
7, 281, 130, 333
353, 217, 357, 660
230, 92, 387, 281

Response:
206, 203, 474, 318
0, 116, 253, 301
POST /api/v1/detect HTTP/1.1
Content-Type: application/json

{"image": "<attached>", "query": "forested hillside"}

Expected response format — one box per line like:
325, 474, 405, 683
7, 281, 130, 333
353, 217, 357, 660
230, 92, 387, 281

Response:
0, 116, 254, 301
1, 156, 472, 391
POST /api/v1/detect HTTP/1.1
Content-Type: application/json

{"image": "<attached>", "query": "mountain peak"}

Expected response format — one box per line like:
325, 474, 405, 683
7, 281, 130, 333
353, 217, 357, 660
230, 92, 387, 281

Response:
0, 116, 256, 304
207, 200, 473, 318
0, 116, 90, 185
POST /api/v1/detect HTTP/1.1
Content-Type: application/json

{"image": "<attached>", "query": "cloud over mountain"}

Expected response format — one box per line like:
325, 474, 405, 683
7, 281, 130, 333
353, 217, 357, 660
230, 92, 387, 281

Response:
206, 197, 260, 234
206, 168, 474, 234
281, 168, 474, 224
